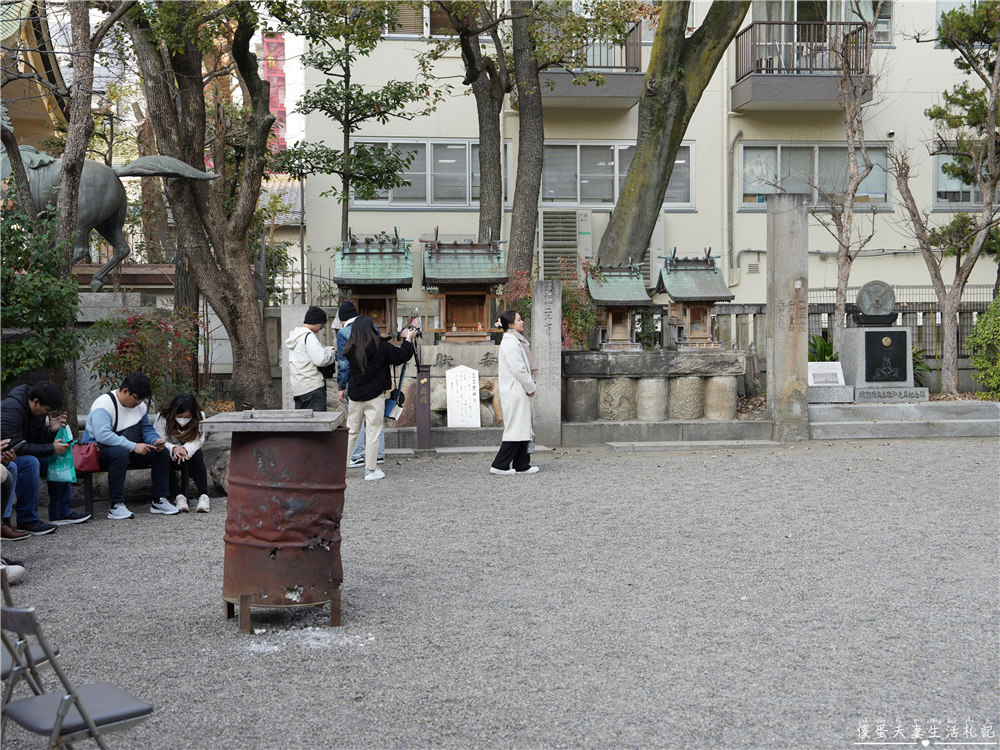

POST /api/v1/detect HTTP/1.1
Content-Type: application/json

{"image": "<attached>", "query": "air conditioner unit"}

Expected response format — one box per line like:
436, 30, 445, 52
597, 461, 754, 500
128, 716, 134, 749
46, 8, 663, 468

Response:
641, 212, 666, 289
537, 208, 592, 279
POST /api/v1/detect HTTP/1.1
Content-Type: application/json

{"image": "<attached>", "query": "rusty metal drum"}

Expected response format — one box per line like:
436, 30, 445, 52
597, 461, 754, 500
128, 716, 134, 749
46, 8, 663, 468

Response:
201, 410, 346, 628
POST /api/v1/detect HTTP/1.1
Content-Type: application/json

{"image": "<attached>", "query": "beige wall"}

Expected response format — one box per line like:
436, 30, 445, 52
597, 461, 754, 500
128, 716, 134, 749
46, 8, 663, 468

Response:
302, 1, 999, 309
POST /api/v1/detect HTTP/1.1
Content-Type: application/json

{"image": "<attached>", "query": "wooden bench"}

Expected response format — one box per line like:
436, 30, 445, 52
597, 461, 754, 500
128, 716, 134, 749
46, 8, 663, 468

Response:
77, 464, 189, 518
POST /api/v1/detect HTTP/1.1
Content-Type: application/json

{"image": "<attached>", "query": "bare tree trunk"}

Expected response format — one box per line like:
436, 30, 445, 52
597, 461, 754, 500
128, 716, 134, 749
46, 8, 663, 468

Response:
126, 2, 278, 410
598, 1, 750, 265
471, 52, 503, 244
508, 0, 543, 275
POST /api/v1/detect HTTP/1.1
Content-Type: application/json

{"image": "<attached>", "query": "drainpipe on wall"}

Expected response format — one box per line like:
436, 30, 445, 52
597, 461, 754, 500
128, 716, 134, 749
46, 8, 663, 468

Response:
728, 129, 743, 286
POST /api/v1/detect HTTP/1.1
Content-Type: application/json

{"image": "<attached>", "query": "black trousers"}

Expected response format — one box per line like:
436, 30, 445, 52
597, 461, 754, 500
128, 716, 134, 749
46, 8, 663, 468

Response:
169, 450, 208, 497
492, 441, 531, 472
294, 383, 327, 411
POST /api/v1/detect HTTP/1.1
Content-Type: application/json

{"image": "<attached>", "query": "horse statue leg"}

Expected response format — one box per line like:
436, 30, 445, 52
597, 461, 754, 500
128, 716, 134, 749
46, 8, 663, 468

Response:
90, 219, 132, 292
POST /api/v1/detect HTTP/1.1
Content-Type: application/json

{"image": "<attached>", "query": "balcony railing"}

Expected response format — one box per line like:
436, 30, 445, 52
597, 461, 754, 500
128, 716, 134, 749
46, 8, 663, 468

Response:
735, 22, 867, 82
574, 21, 642, 73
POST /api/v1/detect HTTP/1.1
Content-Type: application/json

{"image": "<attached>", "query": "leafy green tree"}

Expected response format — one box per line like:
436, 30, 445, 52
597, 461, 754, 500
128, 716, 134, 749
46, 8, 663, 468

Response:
270, 1, 441, 242
890, 1, 1000, 394
0, 203, 80, 393
598, 1, 750, 266
967, 296, 1000, 398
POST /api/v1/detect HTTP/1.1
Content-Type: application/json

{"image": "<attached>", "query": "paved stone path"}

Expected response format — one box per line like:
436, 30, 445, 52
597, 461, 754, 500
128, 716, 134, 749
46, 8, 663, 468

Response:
4, 438, 997, 749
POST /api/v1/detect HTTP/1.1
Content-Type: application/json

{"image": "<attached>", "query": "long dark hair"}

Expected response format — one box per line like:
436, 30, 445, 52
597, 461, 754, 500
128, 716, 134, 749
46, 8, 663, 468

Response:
342, 315, 380, 373
158, 393, 202, 444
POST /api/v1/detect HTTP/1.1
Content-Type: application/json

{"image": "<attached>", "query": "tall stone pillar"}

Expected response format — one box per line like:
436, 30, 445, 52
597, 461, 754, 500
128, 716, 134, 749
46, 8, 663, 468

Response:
531, 280, 562, 447
765, 194, 810, 442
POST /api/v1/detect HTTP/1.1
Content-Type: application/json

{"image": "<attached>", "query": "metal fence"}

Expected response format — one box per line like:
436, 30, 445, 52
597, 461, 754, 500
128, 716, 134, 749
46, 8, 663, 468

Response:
714, 285, 993, 360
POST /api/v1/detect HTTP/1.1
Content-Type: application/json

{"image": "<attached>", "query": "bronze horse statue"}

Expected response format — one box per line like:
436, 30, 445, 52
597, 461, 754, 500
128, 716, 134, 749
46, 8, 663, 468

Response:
1, 145, 219, 291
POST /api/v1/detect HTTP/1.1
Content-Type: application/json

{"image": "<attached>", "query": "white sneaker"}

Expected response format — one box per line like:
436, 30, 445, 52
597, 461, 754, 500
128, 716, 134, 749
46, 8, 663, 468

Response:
150, 497, 181, 515
175, 494, 190, 512
0, 563, 26, 584
490, 467, 515, 476
364, 468, 385, 481
196, 494, 211, 513
107, 503, 135, 520
348, 458, 365, 468
516, 466, 540, 475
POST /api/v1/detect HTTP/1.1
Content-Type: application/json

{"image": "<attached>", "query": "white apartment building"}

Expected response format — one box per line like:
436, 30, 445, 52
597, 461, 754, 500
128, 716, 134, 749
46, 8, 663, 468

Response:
301, 1, 998, 324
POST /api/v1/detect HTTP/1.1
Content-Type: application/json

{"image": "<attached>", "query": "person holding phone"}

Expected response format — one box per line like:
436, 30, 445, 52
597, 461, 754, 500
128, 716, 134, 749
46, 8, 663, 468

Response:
82, 373, 176, 519
0, 382, 86, 534
342, 315, 417, 481
1, 439, 30, 541
153, 393, 210, 513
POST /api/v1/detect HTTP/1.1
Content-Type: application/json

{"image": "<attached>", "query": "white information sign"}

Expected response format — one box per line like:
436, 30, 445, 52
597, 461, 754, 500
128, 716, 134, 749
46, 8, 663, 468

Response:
446, 365, 481, 428
808, 361, 846, 386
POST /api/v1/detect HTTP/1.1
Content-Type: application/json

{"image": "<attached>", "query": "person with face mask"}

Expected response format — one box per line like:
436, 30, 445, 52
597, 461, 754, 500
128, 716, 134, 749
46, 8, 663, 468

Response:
153, 393, 210, 513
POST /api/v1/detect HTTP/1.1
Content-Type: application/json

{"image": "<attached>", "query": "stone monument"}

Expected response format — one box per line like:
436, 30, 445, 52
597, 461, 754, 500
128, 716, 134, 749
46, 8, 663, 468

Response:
765, 194, 810, 442
839, 281, 928, 403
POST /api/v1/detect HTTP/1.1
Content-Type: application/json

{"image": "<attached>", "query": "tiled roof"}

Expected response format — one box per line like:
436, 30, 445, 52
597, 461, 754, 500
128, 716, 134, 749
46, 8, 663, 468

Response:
587, 266, 651, 306
655, 257, 735, 302
334, 241, 413, 288
422, 239, 507, 286
259, 178, 304, 225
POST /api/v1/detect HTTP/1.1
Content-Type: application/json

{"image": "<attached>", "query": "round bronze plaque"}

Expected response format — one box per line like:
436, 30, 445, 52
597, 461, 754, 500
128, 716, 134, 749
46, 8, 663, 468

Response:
882, 336, 892, 346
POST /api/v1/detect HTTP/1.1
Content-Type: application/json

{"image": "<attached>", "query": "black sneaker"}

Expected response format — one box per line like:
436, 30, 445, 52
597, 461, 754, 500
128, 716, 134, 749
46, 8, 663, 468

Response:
17, 521, 57, 536
49, 511, 92, 526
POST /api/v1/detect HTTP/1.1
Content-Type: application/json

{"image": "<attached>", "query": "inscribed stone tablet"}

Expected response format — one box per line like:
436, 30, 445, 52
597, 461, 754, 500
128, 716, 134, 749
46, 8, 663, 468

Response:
446, 365, 481, 428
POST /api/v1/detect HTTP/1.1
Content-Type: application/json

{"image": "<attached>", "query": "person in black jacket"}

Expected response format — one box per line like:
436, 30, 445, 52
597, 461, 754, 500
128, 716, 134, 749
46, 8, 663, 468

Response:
0, 382, 89, 535
342, 315, 416, 481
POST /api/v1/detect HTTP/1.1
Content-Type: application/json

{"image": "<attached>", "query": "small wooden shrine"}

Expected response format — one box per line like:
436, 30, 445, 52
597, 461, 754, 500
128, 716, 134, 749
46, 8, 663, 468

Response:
587, 263, 652, 351
333, 229, 413, 336
421, 228, 507, 344
654, 248, 734, 350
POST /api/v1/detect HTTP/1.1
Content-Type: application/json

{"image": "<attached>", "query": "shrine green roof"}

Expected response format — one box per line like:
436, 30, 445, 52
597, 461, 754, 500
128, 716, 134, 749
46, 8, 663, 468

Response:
333, 243, 413, 288
422, 245, 507, 286
655, 260, 735, 302
587, 267, 651, 307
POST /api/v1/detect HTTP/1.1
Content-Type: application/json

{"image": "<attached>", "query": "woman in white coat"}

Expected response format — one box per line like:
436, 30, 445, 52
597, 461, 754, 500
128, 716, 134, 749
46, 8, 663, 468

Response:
490, 310, 539, 475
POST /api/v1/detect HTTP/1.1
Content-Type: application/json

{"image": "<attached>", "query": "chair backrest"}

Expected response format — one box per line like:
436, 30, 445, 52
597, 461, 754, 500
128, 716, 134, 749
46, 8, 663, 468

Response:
1, 606, 43, 639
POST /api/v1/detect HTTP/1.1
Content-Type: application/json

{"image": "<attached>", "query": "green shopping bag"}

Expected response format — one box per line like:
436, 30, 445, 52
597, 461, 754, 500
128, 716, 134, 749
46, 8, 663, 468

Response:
46, 425, 77, 483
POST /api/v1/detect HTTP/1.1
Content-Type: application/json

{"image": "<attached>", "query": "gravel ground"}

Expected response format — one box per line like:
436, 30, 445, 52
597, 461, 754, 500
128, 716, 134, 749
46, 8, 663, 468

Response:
2, 438, 997, 750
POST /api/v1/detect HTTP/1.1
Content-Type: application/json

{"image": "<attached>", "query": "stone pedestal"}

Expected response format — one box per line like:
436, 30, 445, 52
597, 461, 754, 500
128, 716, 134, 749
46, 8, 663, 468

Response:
841, 327, 928, 403
668, 376, 704, 420
531, 280, 563, 446
566, 378, 599, 422
765, 194, 810, 442
636, 378, 668, 422
599, 378, 637, 420
704, 376, 737, 420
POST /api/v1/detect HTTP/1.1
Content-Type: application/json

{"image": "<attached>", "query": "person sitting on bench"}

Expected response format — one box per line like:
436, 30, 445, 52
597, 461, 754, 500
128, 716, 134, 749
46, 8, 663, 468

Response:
82, 373, 178, 520
153, 393, 210, 514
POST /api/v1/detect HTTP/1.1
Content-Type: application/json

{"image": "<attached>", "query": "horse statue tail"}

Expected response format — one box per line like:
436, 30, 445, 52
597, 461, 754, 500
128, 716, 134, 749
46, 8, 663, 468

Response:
114, 156, 219, 181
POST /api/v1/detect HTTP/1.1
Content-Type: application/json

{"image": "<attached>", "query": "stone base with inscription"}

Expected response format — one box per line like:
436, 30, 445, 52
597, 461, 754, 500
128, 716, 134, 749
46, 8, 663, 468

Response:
854, 387, 929, 404
808, 385, 855, 404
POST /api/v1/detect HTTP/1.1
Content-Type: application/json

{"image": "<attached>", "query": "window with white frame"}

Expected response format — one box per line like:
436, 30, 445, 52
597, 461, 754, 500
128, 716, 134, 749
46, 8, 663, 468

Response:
542, 142, 694, 208
934, 154, 998, 208
741, 143, 888, 207
386, 2, 452, 37
352, 140, 506, 207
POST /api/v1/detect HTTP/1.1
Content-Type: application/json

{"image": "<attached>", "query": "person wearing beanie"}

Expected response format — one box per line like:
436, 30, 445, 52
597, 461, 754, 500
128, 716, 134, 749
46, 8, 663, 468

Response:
285, 306, 337, 411
336, 300, 385, 467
